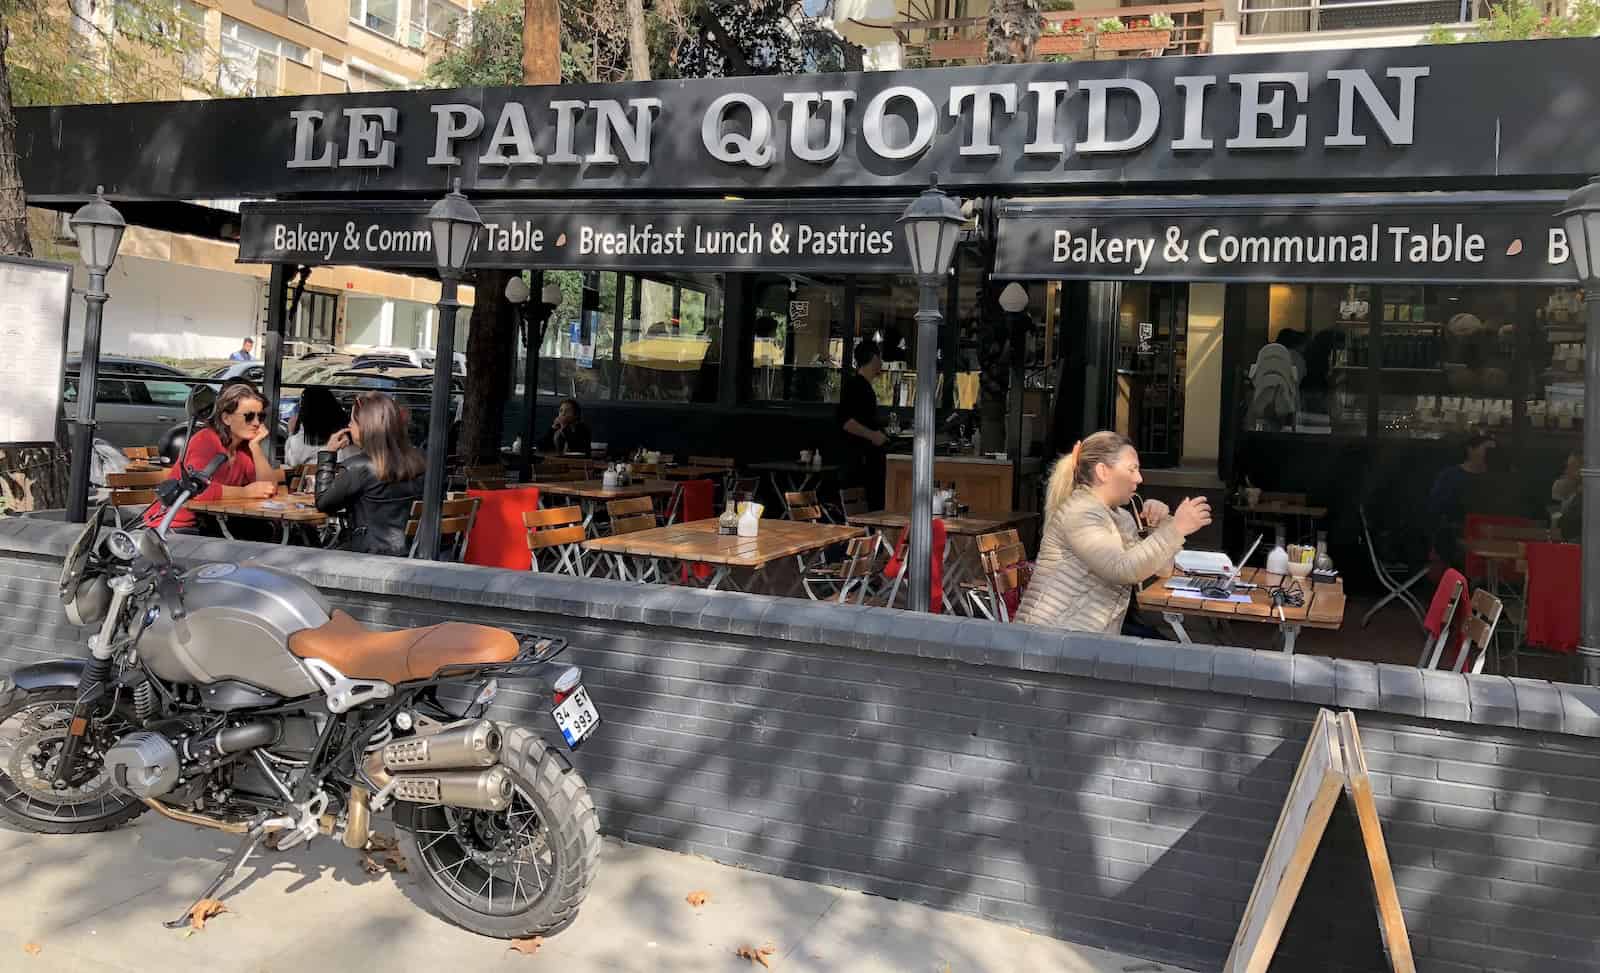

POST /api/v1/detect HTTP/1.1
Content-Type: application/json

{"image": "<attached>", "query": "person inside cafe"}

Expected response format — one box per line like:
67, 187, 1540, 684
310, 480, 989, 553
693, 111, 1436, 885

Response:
542, 397, 592, 456
143, 381, 279, 534
838, 339, 888, 511
1016, 431, 1212, 635
315, 391, 425, 557
283, 387, 355, 468
1427, 431, 1496, 568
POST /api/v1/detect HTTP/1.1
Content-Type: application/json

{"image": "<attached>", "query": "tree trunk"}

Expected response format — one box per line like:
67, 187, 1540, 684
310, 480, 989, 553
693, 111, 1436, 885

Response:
627, 0, 650, 81
458, 272, 517, 464
522, 0, 561, 85
986, 0, 1040, 64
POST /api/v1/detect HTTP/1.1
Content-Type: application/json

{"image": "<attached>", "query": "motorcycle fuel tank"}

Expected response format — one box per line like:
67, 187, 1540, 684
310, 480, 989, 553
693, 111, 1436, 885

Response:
140, 562, 328, 697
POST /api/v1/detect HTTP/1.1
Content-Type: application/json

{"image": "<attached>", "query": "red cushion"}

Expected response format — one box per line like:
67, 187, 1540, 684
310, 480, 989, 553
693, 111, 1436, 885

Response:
464, 486, 540, 571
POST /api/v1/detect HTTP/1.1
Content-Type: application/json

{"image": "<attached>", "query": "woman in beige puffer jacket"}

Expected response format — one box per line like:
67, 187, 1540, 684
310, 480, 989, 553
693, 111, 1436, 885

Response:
1016, 431, 1212, 635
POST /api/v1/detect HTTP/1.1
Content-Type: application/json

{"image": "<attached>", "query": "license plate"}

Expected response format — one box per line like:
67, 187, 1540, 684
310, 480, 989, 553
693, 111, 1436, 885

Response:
551, 686, 601, 748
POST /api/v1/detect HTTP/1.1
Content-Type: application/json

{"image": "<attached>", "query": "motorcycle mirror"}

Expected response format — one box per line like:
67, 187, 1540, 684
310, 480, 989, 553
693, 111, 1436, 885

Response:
186, 384, 217, 423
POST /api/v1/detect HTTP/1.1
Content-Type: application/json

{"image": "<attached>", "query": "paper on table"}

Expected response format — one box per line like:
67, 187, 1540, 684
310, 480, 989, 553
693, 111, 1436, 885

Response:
1171, 589, 1254, 604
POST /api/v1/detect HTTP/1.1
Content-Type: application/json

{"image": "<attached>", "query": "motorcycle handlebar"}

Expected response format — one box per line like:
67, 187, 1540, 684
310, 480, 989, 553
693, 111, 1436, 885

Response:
154, 452, 228, 538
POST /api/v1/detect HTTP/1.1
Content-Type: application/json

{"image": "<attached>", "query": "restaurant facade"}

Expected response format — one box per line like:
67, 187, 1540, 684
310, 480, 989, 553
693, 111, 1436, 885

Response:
16, 37, 1600, 585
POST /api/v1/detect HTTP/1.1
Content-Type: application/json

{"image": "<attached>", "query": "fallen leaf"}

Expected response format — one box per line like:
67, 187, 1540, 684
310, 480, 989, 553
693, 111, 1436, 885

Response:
187, 899, 228, 931
685, 890, 710, 908
360, 854, 385, 876
1506, 238, 1524, 256
22, 943, 41, 957
735, 943, 777, 968
367, 832, 398, 852
508, 936, 545, 956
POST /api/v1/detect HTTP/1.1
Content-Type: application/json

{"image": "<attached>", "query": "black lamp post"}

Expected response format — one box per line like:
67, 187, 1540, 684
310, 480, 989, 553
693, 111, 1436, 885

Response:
505, 273, 565, 481
1557, 177, 1600, 683
898, 176, 965, 613
415, 179, 483, 560
65, 186, 126, 523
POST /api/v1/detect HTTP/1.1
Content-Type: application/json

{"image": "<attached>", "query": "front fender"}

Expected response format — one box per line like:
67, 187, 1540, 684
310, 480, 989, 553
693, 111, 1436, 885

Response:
9, 659, 143, 693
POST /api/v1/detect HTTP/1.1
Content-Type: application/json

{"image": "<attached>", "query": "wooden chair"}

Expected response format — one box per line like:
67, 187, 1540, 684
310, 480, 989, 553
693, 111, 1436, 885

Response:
838, 486, 870, 520
524, 506, 587, 575
107, 470, 169, 489
603, 496, 660, 581
1418, 572, 1466, 670
727, 476, 760, 506
688, 456, 735, 469
1459, 590, 1505, 675
784, 490, 824, 523
802, 536, 881, 604
121, 446, 153, 460
109, 487, 159, 509
288, 463, 318, 494
465, 464, 508, 491
964, 529, 1027, 621
406, 497, 481, 561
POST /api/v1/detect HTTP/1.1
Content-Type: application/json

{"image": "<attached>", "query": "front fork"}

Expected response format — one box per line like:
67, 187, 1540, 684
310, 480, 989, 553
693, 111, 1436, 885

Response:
51, 575, 136, 788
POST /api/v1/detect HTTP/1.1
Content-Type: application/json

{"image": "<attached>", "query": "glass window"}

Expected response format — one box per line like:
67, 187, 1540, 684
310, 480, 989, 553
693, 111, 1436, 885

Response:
1527, 286, 1587, 444
409, 0, 465, 45
743, 274, 848, 404
351, 0, 400, 37
147, 381, 191, 408
537, 271, 620, 402
618, 274, 723, 402
1234, 282, 1374, 438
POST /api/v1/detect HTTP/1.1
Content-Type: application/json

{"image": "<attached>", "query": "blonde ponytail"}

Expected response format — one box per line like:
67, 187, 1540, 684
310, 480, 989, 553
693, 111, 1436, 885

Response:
1044, 431, 1134, 515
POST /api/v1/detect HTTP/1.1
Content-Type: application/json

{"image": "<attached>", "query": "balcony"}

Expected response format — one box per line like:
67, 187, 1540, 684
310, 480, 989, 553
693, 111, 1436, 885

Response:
895, 3, 1222, 68
1236, 0, 1474, 33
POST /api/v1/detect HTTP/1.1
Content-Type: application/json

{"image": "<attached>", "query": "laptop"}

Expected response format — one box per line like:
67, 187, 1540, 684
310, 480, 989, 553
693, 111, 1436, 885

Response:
1167, 534, 1263, 593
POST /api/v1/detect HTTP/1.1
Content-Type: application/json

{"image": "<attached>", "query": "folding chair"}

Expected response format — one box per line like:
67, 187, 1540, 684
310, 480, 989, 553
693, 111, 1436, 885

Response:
801, 536, 881, 604
784, 491, 824, 523
107, 470, 169, 490
464, 464, 508, 490
1459, 590, 1504, 675
879, 519, 951, 613
1516, 542, 1582, 678
688, 455, 736, 470
964, 529, 1024, 620
1418, 570, 1466, 670
121, 446, 153, 461
838, 486, 870, 521
727, 476, 760, 507
603, 496, 660, 582
1359, 504, 1428, 631
407, 497, 481, 561
524, 506, 587, 575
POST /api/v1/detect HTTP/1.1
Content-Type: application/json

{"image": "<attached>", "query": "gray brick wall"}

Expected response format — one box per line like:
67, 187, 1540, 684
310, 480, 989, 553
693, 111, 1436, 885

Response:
1, 519, 1597, 972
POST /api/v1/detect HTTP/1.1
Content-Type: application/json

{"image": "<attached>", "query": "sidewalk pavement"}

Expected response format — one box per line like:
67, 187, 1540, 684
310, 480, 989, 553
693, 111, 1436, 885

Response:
0, 816, 1196, 973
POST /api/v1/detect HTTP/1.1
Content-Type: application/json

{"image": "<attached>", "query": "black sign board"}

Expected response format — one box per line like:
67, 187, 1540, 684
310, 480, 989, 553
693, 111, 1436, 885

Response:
238, 198, 912, 274
17, 40, 1600, 201
994, 192, 1574, 284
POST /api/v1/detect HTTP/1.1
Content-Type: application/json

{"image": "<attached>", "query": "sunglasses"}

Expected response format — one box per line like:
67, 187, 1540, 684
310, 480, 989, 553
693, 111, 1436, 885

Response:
233, 410, 263, 425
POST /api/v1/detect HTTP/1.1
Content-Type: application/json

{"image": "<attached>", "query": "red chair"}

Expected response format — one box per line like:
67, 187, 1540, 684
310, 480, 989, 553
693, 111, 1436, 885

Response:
1418, 568, 1466, 670
881, 519, 948, 613
675, 479, 719, 584
463, 486, 541, 571
1463, 513, 1535, 583
1523, 542, 1581, 659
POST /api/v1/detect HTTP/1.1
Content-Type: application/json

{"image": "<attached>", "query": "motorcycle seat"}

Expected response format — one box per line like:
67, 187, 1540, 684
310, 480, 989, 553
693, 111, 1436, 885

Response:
287, 610, 519, 686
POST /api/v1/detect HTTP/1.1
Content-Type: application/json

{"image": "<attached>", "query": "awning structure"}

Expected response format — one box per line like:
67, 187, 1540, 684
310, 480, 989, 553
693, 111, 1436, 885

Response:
238, 197, 915, 275
993, 191, 1573, 284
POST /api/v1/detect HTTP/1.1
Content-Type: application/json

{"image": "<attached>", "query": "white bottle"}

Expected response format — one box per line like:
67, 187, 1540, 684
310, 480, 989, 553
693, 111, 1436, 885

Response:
812, 449, 823, 471
737, 504, 760, 537
1265, 534, 1291, 575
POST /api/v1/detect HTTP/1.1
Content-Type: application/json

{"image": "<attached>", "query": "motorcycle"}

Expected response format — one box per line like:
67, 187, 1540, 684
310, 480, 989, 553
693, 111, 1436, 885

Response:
0, 384, 602, 938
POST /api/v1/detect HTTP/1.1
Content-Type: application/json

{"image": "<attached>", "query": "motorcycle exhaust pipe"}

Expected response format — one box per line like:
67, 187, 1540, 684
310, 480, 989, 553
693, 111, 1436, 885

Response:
380, 719, 501, 773
387, 767, 514, 811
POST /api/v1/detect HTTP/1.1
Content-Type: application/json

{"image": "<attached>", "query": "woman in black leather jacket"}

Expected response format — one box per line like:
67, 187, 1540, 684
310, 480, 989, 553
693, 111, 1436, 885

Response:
315, 392, 425, 556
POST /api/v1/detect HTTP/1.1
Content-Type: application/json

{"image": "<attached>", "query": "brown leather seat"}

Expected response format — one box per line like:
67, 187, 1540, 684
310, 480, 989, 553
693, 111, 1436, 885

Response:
288, 610, 519, 685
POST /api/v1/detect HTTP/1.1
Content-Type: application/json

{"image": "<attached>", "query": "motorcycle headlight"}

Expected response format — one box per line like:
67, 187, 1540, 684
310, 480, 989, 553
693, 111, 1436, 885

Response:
64, 576, 112, 628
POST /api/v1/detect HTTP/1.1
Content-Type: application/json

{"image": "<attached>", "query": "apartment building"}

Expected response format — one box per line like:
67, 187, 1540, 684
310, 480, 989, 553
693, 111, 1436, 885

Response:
41, 0, 476, 366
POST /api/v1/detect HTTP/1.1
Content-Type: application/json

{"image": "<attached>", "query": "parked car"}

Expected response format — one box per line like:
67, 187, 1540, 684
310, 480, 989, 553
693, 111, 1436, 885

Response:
325, 367, 464, 447
207, 361, 265, 383
63, 356, 192, 451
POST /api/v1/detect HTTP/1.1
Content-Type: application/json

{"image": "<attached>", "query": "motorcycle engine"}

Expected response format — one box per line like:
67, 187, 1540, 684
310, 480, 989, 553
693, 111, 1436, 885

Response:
103, 731, 182, 799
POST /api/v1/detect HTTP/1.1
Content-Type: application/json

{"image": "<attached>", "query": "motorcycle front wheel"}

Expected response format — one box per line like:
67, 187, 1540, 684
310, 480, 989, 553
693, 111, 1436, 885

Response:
0, 685, 146, 834
395, 726, 601, 939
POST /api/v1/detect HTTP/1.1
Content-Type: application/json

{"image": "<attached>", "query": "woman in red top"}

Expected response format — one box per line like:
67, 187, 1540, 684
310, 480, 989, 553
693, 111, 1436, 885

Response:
144, 382, 280, 533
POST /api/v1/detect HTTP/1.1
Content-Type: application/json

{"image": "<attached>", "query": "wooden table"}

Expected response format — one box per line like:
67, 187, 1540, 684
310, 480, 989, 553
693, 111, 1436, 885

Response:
635, 464, 729, 482
583, 518, 862, 592
849, 510, 1041, 614
1136, 566, 1346, 654
537, 479, 679, 535
188, 492, 327, 545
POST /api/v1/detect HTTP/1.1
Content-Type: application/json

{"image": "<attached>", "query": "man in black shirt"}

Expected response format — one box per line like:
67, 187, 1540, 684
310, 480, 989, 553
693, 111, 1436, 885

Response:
838, 340, 888, 510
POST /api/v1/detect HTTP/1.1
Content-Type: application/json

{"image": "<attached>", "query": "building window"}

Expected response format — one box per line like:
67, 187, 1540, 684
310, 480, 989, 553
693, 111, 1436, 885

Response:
348, 63, 402, 92
739, 274, 849, 405
218, 17, 309, 95
350, 0, 401, 39
409, 0, 466, 47
252, 0, 313, 26
617, 274, 723, 402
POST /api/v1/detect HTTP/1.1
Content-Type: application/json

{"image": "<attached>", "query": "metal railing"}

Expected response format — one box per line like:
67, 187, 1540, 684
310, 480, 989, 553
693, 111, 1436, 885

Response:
1238, 0, 1474, 34
896, 1, 1222, 66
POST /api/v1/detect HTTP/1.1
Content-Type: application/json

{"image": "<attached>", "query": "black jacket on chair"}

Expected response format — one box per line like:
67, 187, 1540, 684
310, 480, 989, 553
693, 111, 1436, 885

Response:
315, 452, 423, 557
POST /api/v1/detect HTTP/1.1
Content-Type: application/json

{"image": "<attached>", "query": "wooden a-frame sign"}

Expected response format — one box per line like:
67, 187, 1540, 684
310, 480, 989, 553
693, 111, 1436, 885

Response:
1224, 709, 1416, 973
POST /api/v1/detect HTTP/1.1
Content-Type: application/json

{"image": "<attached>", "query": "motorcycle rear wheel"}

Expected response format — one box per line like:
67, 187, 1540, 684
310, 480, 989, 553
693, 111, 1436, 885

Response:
0, 685, 146, 834
395, 726, 600, 939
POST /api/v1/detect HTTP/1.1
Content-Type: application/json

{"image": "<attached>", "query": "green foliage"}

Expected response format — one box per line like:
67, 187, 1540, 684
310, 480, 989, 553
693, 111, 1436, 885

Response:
1148, 12, 1175, 28
1095, 15, 1126, 31
7, 0, 215, 106
1425, 0, 1600, 42
425, 0, 524, 87
1039, 0, 1074, 10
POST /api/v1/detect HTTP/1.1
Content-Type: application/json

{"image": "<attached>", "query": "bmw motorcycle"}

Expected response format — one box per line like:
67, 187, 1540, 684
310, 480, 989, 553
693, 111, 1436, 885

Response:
0, 385, 602, 938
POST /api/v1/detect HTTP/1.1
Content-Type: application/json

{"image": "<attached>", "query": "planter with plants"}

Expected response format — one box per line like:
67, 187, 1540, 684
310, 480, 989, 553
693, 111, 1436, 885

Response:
1094, 13, 1172, 51
1038, 18, 1089, 54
